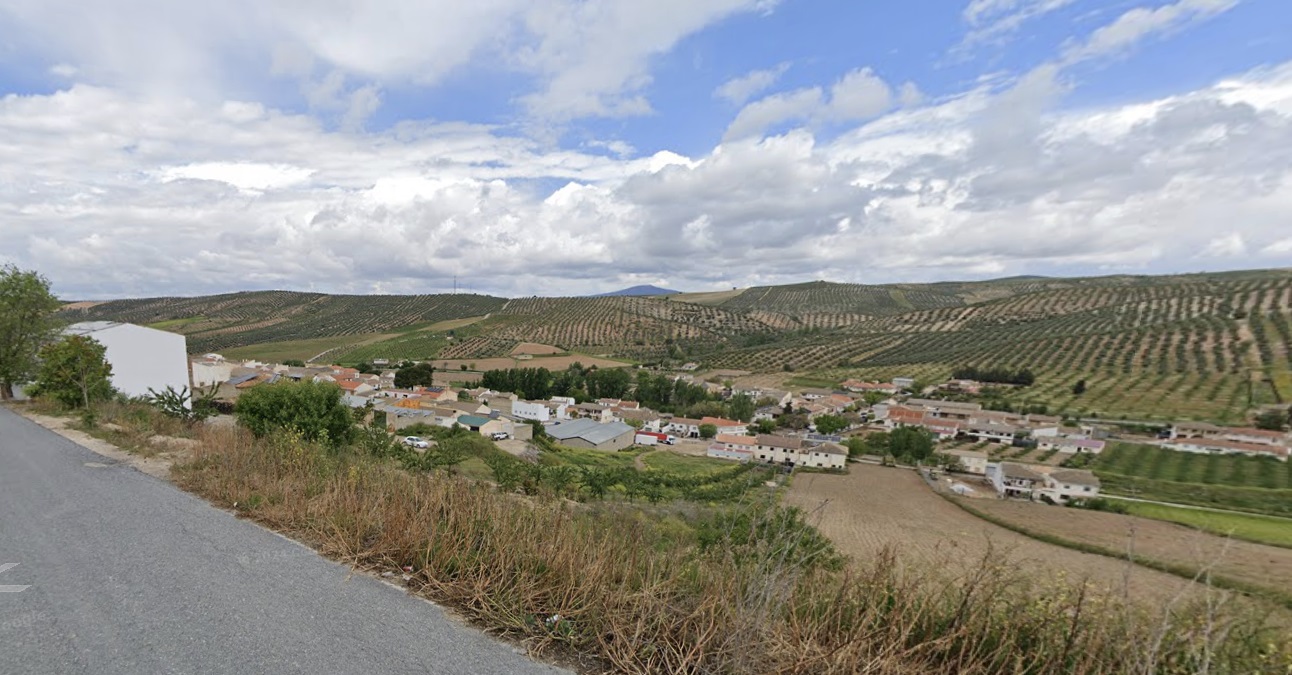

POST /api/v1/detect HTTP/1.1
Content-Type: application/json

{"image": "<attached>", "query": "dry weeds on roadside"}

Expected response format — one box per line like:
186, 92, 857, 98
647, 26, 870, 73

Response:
172, 425, 1292, 675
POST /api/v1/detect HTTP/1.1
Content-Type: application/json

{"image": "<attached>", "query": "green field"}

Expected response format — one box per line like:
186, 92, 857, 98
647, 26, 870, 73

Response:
539, 445, 642, 471
147, 316, 205, 331
1094, 442, 1292, 490
332, 331, 452, 364
222, 335, 378, 363
1123, 501, 1292, 548
641, 451, 736, 475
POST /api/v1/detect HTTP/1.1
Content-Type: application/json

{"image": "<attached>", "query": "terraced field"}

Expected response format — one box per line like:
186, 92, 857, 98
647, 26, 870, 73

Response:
67, 269, 1292, 422
61, 291, 507, 354
708, 271, 1292, 422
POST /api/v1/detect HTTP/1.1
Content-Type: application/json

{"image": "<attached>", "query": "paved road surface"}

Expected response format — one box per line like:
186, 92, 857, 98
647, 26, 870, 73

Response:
0, 407, 569, 675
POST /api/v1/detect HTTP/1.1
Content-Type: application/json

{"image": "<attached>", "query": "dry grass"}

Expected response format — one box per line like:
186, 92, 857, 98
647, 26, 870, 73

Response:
169, 426, 1292, 674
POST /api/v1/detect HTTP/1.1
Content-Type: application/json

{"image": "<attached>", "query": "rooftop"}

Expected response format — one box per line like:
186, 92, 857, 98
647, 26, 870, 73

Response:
548, 418, 635, 445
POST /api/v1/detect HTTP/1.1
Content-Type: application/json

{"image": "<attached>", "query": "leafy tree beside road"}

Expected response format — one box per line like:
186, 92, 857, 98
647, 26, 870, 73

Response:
31, 335, 114, 408
0, 265, 62, 400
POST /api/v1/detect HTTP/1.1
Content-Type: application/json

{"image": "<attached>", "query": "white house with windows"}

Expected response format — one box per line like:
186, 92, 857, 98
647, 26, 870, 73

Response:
510, 400, 552, 423
1037, 436, 1106, 454
1035, 469, 1102, 503
987, 462, 1045, 499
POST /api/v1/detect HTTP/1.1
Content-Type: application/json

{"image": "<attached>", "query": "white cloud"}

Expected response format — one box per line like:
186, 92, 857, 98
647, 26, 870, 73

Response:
0, 0, 776, 123
723, 88, 823, 141
724, 68, 897, 140
826, 68, 893, 121
1061, 0, 1240, 64
715, 63, 791, 105
48, 64, 78, 78
4, 62, 1292, 298
960, 0, 1080, 48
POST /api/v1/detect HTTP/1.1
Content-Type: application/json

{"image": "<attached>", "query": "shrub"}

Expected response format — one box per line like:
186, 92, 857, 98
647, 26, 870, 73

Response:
234, 380, 354, 447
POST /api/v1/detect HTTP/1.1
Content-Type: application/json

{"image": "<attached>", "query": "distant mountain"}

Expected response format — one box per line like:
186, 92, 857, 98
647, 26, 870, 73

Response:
595, 285, 681, 297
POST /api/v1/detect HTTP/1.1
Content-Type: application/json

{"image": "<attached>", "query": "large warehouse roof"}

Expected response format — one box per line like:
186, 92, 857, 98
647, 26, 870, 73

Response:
547, 418, 633, 446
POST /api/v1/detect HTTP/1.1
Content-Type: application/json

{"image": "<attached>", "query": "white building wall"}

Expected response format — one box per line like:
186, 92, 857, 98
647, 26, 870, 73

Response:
77, 324, 190, 404
191, 361, 233, 388
512, 400, 552, 422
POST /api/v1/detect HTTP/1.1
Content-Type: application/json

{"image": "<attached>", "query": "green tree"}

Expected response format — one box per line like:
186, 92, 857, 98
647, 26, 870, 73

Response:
234, 380, 354, 446
457, 389, 474, 401
862, 432, 891, 456
394, 362, 436, 389
813, 414, 848, 435
698, 423, 718, 439
843, 437, 866, 459
726, 393, 755, 422
889, 427, 934, 461
1072, 379, 1087, 396
750, 418, 777, 435
283, 359, 306, 368
1255, 409, 1287, 431
32, 335, 114, 408
0, 266, 62, 400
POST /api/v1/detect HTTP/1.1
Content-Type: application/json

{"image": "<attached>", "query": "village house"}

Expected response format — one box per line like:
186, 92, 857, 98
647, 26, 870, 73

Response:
1162, 437, 1290, 460
907, 398, 983, 422
1036, 436, 1106, 454
510, 400, 552, 423
892, 376, 916, 389
965, 421, 1018, 444
799, 387, 835, 401
191, 356, 233, 388
664, 416, 703, 438
1035, 469, 1102, 503
618, 408, 663, 432
944, 449, 988, 475
455, 414, 511, 438
701, 416, 749, 436
987, 462, 1046, 499
571, 402, 614, 423
336, 379, 375, 396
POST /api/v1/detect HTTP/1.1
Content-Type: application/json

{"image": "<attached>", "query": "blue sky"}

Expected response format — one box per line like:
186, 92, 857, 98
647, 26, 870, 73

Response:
1, 0, 1291, 298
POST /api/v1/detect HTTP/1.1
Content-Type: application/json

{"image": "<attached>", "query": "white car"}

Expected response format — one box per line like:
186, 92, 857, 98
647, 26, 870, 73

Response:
490, 432, 509, 441
403, 436, 430, 449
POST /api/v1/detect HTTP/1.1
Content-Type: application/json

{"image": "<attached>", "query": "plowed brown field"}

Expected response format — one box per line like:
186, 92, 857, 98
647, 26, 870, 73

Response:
967, 499, 1292, 600
785, 466, 1203, 603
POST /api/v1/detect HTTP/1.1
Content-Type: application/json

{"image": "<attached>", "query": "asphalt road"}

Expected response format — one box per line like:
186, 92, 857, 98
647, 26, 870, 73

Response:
0, 407, 569, 675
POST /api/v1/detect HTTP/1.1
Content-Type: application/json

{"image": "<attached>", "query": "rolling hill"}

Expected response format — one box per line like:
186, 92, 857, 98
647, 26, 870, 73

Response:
62, 268, 1292, 423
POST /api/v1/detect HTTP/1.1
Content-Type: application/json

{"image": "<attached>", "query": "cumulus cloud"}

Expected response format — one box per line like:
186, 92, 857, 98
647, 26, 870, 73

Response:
723, 68, 899, 140
4, 61, 1292, 299
715, 63, 791, 105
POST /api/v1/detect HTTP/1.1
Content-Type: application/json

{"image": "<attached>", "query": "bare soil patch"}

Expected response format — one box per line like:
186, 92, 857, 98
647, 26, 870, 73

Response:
17, 411, 175, 480
967, 499, 1292, 600
429, 354, 629, 373
510, 342, 564, 356
785, 465, 1200, 603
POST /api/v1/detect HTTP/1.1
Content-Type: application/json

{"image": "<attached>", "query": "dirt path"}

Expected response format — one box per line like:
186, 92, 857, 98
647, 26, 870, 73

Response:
13, 409, 176, 480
